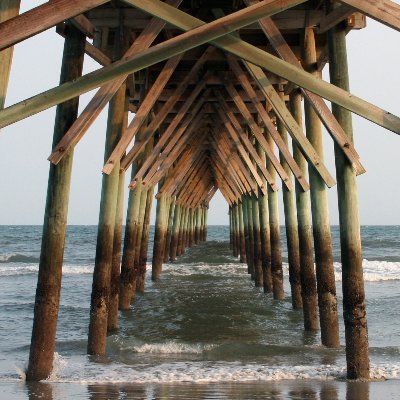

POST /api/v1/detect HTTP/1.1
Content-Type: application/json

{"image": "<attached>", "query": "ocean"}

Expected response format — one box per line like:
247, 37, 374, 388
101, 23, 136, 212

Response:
0, 225, 399, 399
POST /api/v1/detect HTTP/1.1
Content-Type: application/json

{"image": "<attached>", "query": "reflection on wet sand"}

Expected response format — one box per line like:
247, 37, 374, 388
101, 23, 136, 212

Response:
21, 379, 373, 400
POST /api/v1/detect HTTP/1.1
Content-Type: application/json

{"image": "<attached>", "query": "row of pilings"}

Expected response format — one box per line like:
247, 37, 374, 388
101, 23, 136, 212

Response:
228, 39, 369, 380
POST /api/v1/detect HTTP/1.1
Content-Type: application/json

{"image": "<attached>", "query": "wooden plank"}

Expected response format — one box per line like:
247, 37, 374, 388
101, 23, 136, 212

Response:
0, 0, 20, 111
244, 62, 337, 188
49, 0, 183, 165
120, 47, 214, 171
226, 55, 310, 191
224, 80, 293, 191
0, 0, 109, 51
317, 4, 355, 33
338, 0, 400, 32
71, 15, 96, 38
56, 23, 111, 66
0, 0, 308, 130
123, 0, 400, 134
238, 4, 365, 175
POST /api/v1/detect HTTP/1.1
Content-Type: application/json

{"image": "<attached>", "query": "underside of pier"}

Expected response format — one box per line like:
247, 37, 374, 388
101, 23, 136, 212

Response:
1, 0, 399, 383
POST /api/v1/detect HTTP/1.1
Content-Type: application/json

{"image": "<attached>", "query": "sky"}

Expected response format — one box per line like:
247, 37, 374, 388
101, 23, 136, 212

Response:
0, 1, 399, 226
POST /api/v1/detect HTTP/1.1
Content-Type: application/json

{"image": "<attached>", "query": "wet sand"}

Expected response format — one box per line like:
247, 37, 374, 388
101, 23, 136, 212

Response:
1, 379, 399, 399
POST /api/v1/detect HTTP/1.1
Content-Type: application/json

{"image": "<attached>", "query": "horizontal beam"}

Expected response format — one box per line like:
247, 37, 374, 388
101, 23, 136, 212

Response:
0, 0, 108, 51
338, 0, 400, 32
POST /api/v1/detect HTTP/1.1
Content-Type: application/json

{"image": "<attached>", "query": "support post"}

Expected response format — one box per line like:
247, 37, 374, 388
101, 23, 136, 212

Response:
246, 195, 255, 279
276, 89, 302, 306
252, 193, 263, 286
238, 202, 246, 263
256, 142, 273, 293
137, 185, 154, 293
265, 133, 284, 299
232, 205, 239, 257
26, 23, 85, 381
303, 27, 339, 345
164, 199, 175, 261
170, 203, 182, 261
327, 4, 369, 378
108, 168, 125, 332
87, 74, 127, 356
203, 204, 209, 241
289, 91, 311, 311
152, 190, 169, 280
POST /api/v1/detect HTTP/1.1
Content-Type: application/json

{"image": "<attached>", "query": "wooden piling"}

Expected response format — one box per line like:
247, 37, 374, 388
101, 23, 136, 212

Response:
265, 133, 284, 299
303, 27, 339, 345
327, 6, 370, 378
229, 207, 234, 251
152, 190, 169, 280
238, 202, 247, 263
202, 204, 209, 241
107, 168, 125, 332
188, 208, 195, 247
287, 91, 318, 329
256, 142, 273, 293
136, 185, 154, 293
26, 23, 85, 381
241, 195, 251, 273
195, 206, 203, 244
276, 90, 302, 306
164, 199, 175, 260
0, 0, 20, 110
132, 183, 149, 297
289, 91, 311, 311
170, 203, 182, 261
252, 193, 263, 287
233, 204, 239, 257
246, 195, 255, 279
87, 71, 127, 355
177, 206, 187, 256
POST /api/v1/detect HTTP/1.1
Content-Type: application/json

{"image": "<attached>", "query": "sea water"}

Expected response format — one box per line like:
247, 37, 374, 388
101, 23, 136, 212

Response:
0, 225, 399, 399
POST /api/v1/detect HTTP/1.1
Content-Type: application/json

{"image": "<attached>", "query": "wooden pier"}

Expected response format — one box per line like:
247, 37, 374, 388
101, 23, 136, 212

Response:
1, 0, 399, 382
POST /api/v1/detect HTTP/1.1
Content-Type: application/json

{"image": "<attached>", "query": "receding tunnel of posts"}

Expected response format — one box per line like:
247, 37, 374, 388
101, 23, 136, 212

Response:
1, 0, 399, 384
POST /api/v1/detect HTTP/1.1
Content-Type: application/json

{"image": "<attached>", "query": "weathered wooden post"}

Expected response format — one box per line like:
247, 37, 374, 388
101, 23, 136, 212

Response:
289, 91, 311, 311
202, 203, 209, 241
26, 23, 85, 381
289, 91, 319, 329
88, 73, 127, 355
241, 194, 251, 272
0, 0, 20, 111
164, 199, 175, 260
246, 194, 255, 279
265, 133, 284, 299
232, 204, 239, 257
183, 205, 191, 249
108, 167, 125, 332
229, 206, 234, 251
252, 193, 263, 286
170, 203, 182, 261
196, 206, 203, 244
188, 208, 195, 247
327, 4, 370, 378
137, 185, 155, 293
152, 188, 169, 280
303, 27, 339, 345
238, 201, 247, 263
132, 183, 149, 296
276, 89, 302, 305
256, 142, 273, 293
177, 206, 186, 256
